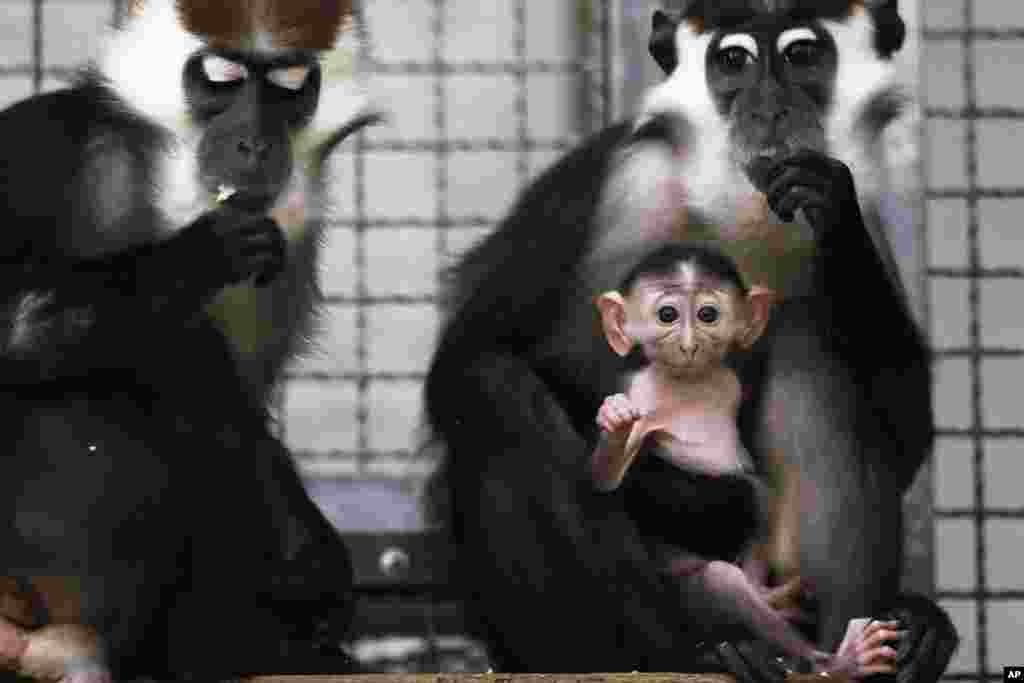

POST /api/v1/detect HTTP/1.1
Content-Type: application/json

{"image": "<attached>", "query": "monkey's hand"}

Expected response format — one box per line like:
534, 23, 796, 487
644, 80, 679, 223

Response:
591, 394, 646, 491
596, 393, 643, 443
189, 205, 287, 288
747, 149, 862, 235
820, 618, 904, 679
104, 206, 288, 321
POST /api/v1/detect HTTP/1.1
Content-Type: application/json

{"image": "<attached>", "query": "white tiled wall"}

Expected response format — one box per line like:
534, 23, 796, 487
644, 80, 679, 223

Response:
922, 2, 1024, 681
1, 1, 1020, 679
286, 0, 603, 484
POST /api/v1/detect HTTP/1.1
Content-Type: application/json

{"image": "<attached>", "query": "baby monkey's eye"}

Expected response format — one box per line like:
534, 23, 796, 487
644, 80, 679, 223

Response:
696, 305, 720, 324
657, 305, 680, 324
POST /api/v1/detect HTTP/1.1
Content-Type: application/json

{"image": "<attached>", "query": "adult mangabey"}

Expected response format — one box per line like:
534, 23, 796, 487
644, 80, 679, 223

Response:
425, 0, 957, 679
591, 242, 900, 678
0, 1, 375, 680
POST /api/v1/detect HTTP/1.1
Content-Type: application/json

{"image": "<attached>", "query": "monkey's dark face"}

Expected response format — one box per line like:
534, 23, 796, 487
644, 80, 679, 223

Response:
185, 50, 322, 210
706, 20, 836, 165
100, 0, 366, 228
627, 1, 907, 221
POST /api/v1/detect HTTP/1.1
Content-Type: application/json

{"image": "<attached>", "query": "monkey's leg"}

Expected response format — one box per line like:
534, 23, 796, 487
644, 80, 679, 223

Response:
2, 397, 188, 680
691, 560, 820, 663
750, 300, 903, 652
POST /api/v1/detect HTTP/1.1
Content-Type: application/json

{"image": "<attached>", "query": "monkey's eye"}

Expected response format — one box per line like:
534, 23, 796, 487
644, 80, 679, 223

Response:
783, 40, 823, 68
715, 47, 755, 74
696, 305, 720, 324
202, 55, 249, 84
267, 65, 312, 91
657, 305, 680, 324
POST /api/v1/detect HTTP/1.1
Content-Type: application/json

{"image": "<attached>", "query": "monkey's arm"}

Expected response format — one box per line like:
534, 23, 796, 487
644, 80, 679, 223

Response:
0, 207, 284, 386
591, 393, 647, 490
750, 151, 923, 359
752, 151, 932, 492
0, 89, 285, 385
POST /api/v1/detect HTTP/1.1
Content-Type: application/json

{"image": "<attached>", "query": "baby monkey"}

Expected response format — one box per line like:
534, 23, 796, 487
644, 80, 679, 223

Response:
591, 243, 903, 677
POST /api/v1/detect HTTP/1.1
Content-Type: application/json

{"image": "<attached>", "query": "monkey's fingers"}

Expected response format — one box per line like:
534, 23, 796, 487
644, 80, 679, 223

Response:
862, 626, 906, 651
763, 167, 826, 212
600, 395, 640, 431
858, 664, 898, 677
862, 619, 901, 638
772, 187, 828, 225
596, 414, 618, 434
858, 645, 898, 669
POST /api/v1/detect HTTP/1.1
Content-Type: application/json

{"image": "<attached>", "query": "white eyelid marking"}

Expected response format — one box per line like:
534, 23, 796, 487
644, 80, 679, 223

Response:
267, 65, 311, 91
718, 33, 758, 58
202, 55, 248, 83
777, 28, 818, 53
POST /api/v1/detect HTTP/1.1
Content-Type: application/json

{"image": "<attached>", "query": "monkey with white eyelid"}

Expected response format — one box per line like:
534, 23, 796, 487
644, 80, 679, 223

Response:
590, 243, 904, 678
0, 0, 375, 679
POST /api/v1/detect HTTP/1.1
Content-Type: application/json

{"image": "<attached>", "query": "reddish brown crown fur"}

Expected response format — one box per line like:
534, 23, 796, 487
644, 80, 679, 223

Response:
171, 0, 353, 50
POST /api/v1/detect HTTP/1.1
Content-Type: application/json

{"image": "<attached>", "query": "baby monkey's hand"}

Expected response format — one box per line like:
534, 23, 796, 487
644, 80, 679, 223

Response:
596, 393, 644, 443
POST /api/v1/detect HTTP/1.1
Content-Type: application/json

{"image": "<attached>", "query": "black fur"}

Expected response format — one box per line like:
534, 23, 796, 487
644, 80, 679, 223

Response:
424, 4, 954, 678
0, 73, 357, 679
650, 1, 905, 78
619, 242, 751, 295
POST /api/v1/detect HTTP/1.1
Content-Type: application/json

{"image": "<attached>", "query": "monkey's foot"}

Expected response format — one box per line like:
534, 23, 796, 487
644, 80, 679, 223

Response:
59, 663, 113, 683
15, 623, 109, 683
828, 618, 903, 678
870, 594, 959, 683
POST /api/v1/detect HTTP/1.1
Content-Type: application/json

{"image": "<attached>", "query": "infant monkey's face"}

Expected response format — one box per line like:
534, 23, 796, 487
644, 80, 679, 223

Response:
624, 268, 743, 375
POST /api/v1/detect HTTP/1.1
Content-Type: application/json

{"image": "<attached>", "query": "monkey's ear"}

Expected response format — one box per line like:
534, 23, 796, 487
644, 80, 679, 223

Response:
649, 10, 680, 75
126, 0, 144, 17
741, 285, 776, 348
862, 0, 906, 58
596, 292, 633, 357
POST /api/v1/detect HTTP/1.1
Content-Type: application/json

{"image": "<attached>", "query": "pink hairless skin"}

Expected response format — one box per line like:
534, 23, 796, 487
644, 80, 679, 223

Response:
590, 252, 904, 677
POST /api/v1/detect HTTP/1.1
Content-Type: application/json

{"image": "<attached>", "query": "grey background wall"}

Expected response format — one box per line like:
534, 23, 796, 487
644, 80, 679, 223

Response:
0, 1, 1019, 680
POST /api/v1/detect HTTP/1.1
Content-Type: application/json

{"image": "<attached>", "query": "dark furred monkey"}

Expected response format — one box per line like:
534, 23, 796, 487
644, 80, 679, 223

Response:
0, 1, 373, 680
425, 0, 957, 679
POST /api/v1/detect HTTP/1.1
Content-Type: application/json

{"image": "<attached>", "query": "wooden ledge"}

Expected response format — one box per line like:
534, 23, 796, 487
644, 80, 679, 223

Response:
245, 675, 736, 683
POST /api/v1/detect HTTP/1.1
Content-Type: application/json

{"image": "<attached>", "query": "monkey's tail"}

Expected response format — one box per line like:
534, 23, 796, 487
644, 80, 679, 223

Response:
313, 111, 386, 169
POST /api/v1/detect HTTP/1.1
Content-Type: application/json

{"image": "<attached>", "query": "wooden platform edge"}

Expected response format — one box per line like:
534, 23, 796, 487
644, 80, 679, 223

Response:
243, 675, 736, 683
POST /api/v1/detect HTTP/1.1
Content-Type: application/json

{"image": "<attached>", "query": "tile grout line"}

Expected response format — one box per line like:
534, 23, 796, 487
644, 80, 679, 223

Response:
31, 0, 43, 93
432, 0, 449, 330
960, 0, 989, 678
514, 0, 529, 189
353, 5, 373, 461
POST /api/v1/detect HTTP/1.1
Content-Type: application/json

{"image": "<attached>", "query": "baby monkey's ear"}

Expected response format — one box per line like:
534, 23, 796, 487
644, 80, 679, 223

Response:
740, 285, 776, 349
596, 291, 633, 357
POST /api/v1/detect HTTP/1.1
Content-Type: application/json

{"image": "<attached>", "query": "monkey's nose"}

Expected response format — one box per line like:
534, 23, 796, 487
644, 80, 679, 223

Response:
237, 136, 271, 162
